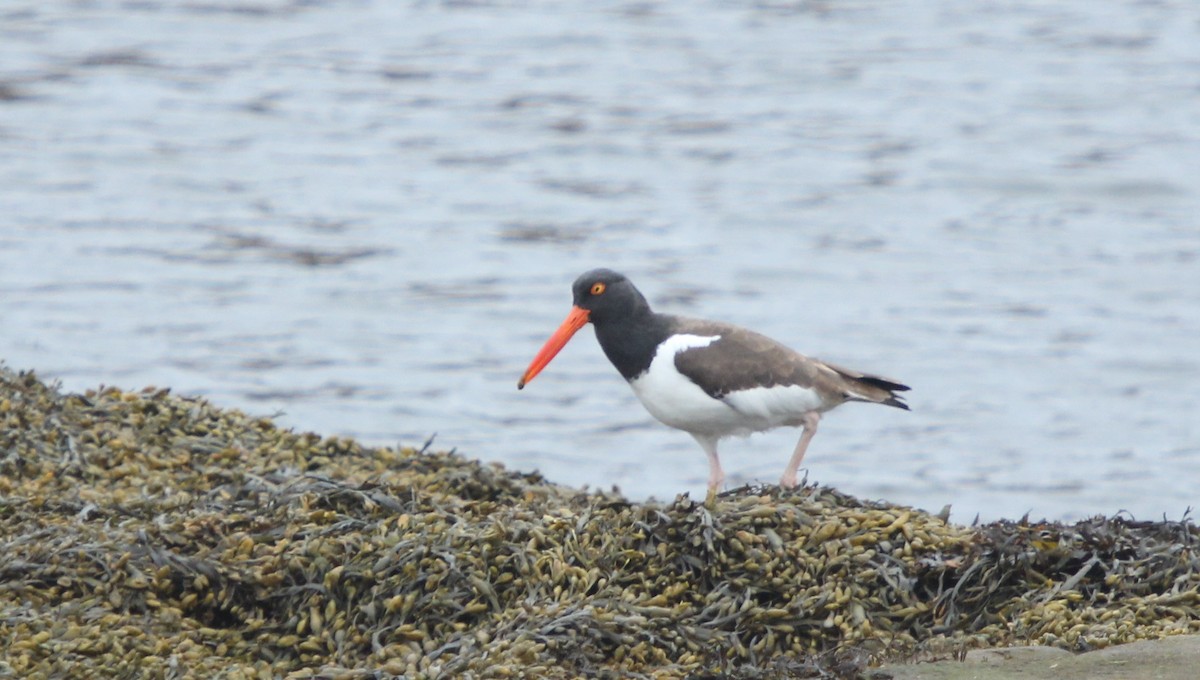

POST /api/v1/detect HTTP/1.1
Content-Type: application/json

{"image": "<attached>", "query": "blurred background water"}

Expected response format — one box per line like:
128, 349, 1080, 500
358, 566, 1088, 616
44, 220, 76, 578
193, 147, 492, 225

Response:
2, 0, 1198, 522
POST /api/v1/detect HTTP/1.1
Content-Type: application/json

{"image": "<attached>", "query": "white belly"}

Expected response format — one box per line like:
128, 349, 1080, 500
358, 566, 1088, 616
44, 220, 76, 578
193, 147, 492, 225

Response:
627, 334, 825, 438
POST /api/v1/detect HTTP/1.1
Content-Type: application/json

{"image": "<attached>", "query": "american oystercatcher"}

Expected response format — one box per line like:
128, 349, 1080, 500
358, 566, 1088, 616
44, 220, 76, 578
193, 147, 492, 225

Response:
518, 269, 910, 506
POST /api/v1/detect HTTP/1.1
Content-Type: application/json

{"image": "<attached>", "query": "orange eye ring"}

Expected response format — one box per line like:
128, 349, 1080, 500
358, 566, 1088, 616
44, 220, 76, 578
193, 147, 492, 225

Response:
590, 282, 606, 295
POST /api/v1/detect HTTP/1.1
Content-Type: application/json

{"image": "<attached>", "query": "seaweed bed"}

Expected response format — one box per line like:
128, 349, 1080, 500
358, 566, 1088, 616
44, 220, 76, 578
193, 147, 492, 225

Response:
1, 367, 1197, 679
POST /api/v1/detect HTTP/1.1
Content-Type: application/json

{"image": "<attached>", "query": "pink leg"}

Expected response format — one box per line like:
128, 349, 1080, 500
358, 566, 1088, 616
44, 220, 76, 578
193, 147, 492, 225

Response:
780, 412, 820, 488
691, 434, 724, 507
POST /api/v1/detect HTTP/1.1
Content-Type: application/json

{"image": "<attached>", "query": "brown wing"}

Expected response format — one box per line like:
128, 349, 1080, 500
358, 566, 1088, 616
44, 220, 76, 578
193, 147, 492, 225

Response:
671, 317, 910, 410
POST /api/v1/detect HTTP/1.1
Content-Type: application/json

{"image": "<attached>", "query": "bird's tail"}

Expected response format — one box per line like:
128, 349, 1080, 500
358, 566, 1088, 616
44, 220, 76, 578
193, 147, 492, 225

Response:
850, 374, 911, 410
824, 361, 912, 411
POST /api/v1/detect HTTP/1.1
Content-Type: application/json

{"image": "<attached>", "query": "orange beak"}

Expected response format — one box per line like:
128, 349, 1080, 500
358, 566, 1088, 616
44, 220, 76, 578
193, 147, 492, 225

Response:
517, 306, 591, 389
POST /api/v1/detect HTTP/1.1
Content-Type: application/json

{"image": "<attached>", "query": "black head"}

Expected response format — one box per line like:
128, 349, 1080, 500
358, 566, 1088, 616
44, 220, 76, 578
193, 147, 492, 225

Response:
571, 268, 652, 325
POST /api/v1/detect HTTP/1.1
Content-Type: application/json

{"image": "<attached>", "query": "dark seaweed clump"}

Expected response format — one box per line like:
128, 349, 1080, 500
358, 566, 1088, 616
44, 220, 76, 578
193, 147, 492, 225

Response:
1, 366, 1197, 679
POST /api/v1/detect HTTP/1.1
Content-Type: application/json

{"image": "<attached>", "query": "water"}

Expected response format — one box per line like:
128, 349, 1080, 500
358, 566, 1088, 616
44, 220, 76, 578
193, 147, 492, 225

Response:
2, 0, 1198, 522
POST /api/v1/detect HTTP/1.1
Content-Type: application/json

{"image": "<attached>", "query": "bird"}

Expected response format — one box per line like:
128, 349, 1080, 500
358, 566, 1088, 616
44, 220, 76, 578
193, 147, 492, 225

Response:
517, 268, 910, 506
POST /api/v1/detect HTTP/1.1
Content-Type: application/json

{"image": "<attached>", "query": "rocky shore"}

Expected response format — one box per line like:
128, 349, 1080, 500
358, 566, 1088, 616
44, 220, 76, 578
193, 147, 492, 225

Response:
1, 366, 1196, 678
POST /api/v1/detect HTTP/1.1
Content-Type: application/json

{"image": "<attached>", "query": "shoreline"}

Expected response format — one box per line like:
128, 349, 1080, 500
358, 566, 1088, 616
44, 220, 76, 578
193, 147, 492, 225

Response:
2, 366, 1197, 678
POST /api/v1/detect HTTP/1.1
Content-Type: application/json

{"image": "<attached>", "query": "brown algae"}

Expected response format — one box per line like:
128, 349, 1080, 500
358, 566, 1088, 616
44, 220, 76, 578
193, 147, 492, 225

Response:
1, 367, 1197, 678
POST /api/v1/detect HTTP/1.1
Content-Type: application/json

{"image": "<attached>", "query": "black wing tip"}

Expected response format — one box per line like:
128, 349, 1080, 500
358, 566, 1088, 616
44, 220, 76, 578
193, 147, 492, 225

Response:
852, 375, 912, 409
861, 376, 911, 392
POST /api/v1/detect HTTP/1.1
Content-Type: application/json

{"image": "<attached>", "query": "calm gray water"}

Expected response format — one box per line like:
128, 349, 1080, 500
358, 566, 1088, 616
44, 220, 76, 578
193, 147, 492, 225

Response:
2, 1, 1198, 522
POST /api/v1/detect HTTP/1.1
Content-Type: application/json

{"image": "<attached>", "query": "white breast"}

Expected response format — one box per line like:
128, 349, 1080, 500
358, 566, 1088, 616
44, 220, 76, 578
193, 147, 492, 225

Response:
628, 334, 730, 433
625, 334, 815, 439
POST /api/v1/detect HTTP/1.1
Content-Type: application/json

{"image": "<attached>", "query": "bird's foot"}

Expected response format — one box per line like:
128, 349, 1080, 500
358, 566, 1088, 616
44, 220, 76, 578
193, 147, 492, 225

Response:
777, 467, 806, 489
705, 486, 719, 509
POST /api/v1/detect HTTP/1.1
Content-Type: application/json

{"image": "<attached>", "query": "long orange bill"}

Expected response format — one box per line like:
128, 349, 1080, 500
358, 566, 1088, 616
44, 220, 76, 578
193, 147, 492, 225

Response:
517, 306, 591, 389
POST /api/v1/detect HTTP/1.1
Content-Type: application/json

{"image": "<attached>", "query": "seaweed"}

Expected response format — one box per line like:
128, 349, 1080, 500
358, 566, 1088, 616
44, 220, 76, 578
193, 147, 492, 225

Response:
1, 366, 1197, 679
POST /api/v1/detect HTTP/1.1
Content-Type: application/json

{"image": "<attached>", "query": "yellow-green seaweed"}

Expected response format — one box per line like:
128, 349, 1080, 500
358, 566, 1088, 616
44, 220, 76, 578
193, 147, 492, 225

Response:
1, 367, 1197, 679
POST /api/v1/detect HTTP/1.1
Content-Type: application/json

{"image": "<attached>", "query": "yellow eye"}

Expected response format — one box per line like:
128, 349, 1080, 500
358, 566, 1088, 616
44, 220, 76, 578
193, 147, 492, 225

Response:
590, 282, 606, 295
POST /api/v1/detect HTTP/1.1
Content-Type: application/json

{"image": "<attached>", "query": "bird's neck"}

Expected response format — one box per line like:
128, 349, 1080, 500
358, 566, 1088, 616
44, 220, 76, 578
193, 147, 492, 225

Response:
593, 310, 674, 381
